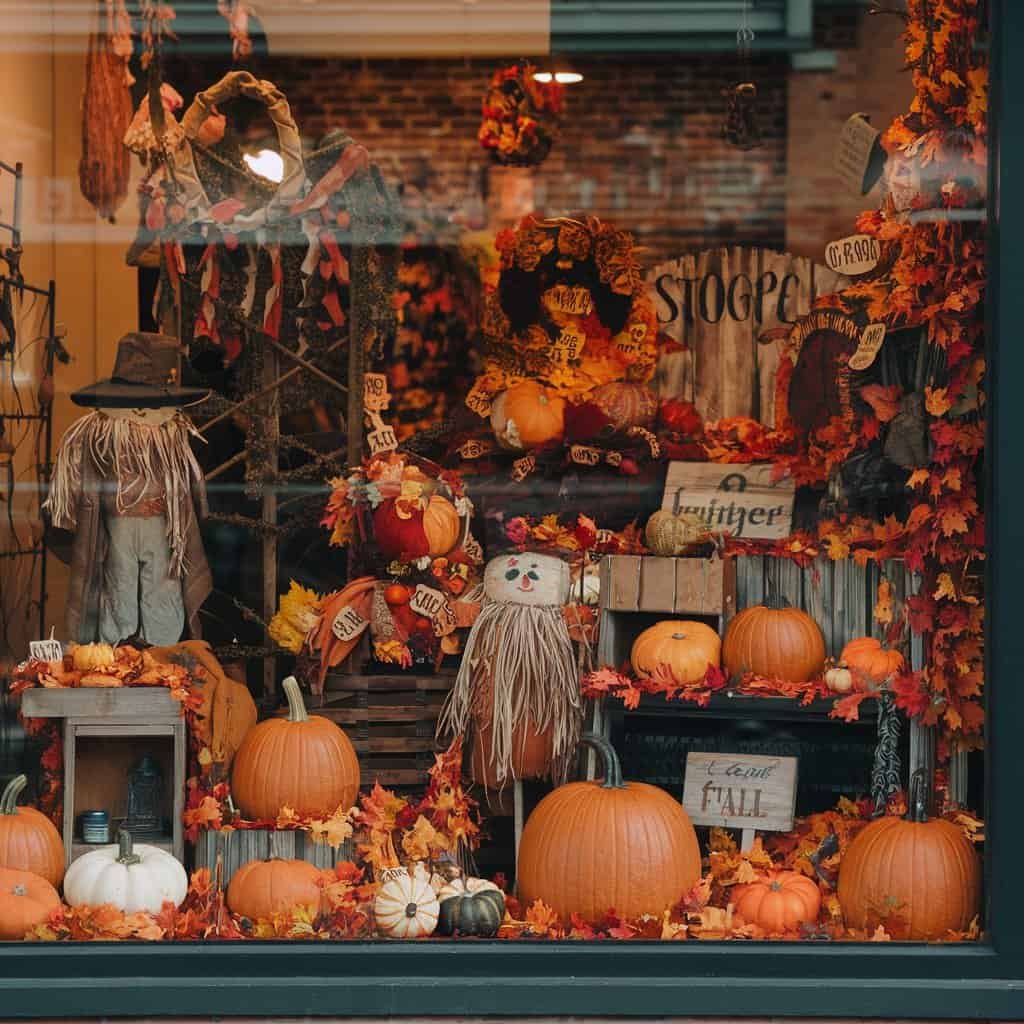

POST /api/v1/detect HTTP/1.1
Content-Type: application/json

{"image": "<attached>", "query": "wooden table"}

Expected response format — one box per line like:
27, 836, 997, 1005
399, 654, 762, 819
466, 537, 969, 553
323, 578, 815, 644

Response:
20, 687, 186, 866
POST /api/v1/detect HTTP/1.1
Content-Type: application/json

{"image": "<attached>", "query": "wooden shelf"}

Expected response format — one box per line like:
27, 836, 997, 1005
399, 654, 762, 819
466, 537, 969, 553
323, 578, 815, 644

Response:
70, 838, 174, 863
617, 691, 878, 724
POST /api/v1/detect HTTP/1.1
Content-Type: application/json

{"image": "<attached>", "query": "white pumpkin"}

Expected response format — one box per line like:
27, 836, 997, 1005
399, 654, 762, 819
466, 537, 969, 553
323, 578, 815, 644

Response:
374, 864, 440, 938
63, 831, 188, 914
483, 552, 570, 608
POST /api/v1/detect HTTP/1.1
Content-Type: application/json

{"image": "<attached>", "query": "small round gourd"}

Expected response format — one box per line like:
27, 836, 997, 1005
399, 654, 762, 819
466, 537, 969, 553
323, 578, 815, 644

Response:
732, 870, 822, 934
490, 382, 565, 449
374, 867, 440, 938
0, 774, 65, 887
824, 665, 855, 694
436, 876, 505, 937
0, 867, 60, 939
644, 510, 709, 556
630, 620, 721, 684
63, 831, 188, 914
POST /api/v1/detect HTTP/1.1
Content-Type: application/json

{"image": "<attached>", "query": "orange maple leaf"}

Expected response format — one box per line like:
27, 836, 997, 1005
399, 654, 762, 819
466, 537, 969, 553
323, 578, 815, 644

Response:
925, 386, 953, 417
524, 899, 561, 936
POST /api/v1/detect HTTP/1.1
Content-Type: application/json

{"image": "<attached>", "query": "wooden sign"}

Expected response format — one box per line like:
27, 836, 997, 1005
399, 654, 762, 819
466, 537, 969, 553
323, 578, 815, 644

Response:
29, 637, 63, 663
824, 234, 880, 276
367, 426, 398, 455
331, 606, 368, 642
835, 112, 883, 195
542, 284, 593, 317
569, 444, 601, 466
552, 324, 585, 362
363, 372, 390, 411
849, 323, 887, 371
649, 247, 848, 426
662, 462, 795, 540
683, 752, 798, 845
465, 381, 494, 418
409, 584, 449, 621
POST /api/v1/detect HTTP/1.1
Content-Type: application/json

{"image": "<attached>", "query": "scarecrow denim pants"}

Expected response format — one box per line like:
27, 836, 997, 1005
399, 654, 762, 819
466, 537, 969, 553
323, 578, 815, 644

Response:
98, 514, 185, 646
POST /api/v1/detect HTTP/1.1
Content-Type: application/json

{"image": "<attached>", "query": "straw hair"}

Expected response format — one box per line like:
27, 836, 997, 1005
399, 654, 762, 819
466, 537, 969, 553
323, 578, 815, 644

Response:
44, 410, 205, 578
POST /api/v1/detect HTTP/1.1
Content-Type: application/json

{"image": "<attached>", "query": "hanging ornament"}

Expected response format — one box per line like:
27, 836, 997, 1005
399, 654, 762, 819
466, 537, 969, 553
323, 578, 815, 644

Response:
721, 3, 762, 150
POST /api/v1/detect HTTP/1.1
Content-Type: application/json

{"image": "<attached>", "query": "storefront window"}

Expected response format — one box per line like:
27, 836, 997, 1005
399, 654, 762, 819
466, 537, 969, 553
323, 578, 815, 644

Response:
0, 0, 996, 975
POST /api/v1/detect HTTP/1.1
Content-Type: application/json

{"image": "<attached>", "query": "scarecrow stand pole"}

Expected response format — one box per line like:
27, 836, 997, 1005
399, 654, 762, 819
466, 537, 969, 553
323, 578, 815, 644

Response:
261, 348, 279, 703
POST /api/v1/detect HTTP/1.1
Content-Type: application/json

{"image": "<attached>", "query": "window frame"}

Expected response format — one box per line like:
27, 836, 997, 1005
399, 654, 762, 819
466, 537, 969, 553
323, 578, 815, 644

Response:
2, 0, 1022, 1016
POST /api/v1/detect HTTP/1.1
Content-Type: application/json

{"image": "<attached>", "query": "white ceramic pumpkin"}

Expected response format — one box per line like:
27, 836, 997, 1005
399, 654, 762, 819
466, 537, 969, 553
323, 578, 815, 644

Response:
63, 831, 188, 914
374, 865, 440, 938
483, 552, 570, 608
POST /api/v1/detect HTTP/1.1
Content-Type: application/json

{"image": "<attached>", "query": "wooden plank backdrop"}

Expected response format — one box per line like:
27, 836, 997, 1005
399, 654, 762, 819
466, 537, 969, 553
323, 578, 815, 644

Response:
648, 247, 848, 425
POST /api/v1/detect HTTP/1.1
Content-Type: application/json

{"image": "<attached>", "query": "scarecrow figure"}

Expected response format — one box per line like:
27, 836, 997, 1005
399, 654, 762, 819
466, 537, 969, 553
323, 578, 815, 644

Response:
44, 333, 212, 646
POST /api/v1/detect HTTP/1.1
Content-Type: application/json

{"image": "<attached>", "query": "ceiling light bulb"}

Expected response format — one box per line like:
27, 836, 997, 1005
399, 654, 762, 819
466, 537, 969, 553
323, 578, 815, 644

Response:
554, 71, 583, 84
243, 148, 284, 184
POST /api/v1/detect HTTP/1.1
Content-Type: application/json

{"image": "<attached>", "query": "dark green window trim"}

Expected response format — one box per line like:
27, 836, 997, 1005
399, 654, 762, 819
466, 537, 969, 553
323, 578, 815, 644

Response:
3, 1, 1023, 1016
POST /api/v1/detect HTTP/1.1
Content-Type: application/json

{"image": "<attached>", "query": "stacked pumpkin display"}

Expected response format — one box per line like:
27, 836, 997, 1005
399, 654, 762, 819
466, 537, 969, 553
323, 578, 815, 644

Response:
462, 214, 661, 462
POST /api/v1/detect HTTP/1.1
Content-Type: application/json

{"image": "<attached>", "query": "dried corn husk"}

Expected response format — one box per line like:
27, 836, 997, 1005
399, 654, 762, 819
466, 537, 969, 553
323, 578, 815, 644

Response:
79, 2, 133, 220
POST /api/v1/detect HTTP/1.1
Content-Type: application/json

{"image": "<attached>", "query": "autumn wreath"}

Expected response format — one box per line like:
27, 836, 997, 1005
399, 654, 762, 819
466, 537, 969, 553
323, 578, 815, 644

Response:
478, 62, 564, 166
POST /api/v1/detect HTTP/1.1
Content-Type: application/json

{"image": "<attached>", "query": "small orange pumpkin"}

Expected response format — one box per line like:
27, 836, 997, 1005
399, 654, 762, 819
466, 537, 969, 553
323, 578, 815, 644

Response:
422, 495, 461, 557
630, 620, 720, 684
231, 676, 360, 821
0, 867, 61, 940
722, 604, 825, 682
0, 775, 65, 887
226, 858, 323, 920
839, 637, 905, 685
590, 381, 658, 432
732, 870, 822, 934
838, 770, 980, 939
490, 381, 565, 449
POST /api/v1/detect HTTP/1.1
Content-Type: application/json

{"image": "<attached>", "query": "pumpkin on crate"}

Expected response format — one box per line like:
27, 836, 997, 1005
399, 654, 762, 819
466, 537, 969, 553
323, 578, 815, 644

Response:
63, 831, 188, 914
374, 864, 440, 938
630, 620, 720, 684
643, 509, 711, 557
732, 870, 822, 934
231, 675, 359, 822
0, 774, 65, 887
838, 770, 981, 940
436, 876, 506, 936
0, 867, 60, 940
722, 603, 826, 682
226, 858, 323, 920
589, 381, 658, 432
839, 637, 905, 686
490, 381, 565, 449
516, 734, 702, 922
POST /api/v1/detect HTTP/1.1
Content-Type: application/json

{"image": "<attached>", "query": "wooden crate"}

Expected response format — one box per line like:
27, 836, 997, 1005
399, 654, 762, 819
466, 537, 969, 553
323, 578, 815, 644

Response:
319, 671, 455, 792
193, 828, 353, 887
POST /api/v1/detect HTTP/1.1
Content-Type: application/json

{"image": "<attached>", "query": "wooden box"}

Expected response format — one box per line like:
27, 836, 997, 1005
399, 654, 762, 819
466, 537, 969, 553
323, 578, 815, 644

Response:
193, 828, 353, 887
319, 671, 455, 792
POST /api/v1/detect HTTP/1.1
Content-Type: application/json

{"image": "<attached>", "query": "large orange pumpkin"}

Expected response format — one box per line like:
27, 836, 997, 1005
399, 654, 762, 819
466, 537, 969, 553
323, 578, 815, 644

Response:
226, 858, 323, 920
490, 381, 565, 449
630, 620, 720, 684
839, 637, 905, 685
231, 676, 360, 821
838, 771, 981, 939
0, 866, 60, 940
517, 734, 702, 922
422, 495, 462, 557
722, 604, 825, 682
732, 870, 822, 934
590, 381, 658, 432
0, 775, 64, 887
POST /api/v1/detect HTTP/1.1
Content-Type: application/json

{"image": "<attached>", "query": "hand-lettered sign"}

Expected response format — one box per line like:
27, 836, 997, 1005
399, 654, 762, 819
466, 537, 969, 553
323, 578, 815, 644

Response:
332, 606, 369, 642
683, 752, 798, 835
662, 462, 795, 540
848, 322, 887, 371
465, 381, 494, 418
542, 284, 594, 317
367, 426, 398, 456
363, 372, 390, 411
824, 234, 880, 276
29, 637, 64, 663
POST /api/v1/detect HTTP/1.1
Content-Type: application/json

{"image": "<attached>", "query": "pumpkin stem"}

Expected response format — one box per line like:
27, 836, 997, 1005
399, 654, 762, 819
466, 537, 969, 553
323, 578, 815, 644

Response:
0, 774, 27, 815
12, 884, 27, 897
579, 733, 625, 790
405, 902, 419, 918
117, 829, 142, 866
282, 675, 309, 723
905, 767, 931, 823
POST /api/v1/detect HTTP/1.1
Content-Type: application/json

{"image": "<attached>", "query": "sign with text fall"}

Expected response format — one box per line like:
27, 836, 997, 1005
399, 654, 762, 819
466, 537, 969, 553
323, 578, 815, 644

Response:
683, 752, 798, 833
662, 462, 795, 541
649, 247, 848, 426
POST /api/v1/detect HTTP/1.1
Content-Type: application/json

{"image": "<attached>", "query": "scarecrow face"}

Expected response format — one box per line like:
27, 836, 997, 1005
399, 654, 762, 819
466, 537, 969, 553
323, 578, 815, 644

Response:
100, 407, 177, 427
484, 552, 570, 607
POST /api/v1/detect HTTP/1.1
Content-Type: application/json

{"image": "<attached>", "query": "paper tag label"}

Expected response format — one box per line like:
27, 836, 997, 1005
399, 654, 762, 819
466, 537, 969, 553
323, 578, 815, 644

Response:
457, 439, 495, 460
431, 600, 458, 637
605, 450, 623, 468
595, 529, 614, 546
542, 284, 594, 317
363, 373, 390, 411
552, 324, 586, 362
367, 426, 398, 455
331, 607, 369, 642
824, 234, 880, 276
465, 382, 493, 418
628, 426, 661, 459
848, 323, 887, 371
378, 865, 407, 884
410, 584, 448, 619
569, 444, 602, 466
29, 639, 63, 663
835, 113, 881, 195
511, 455, 535, 482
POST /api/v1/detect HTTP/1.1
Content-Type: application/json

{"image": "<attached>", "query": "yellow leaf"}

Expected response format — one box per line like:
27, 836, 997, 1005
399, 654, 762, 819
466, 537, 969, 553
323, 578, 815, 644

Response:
925, 386, 952, 417
197, 747, 213, 766
907, 469, 929, 489
934, 573, 957, 601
